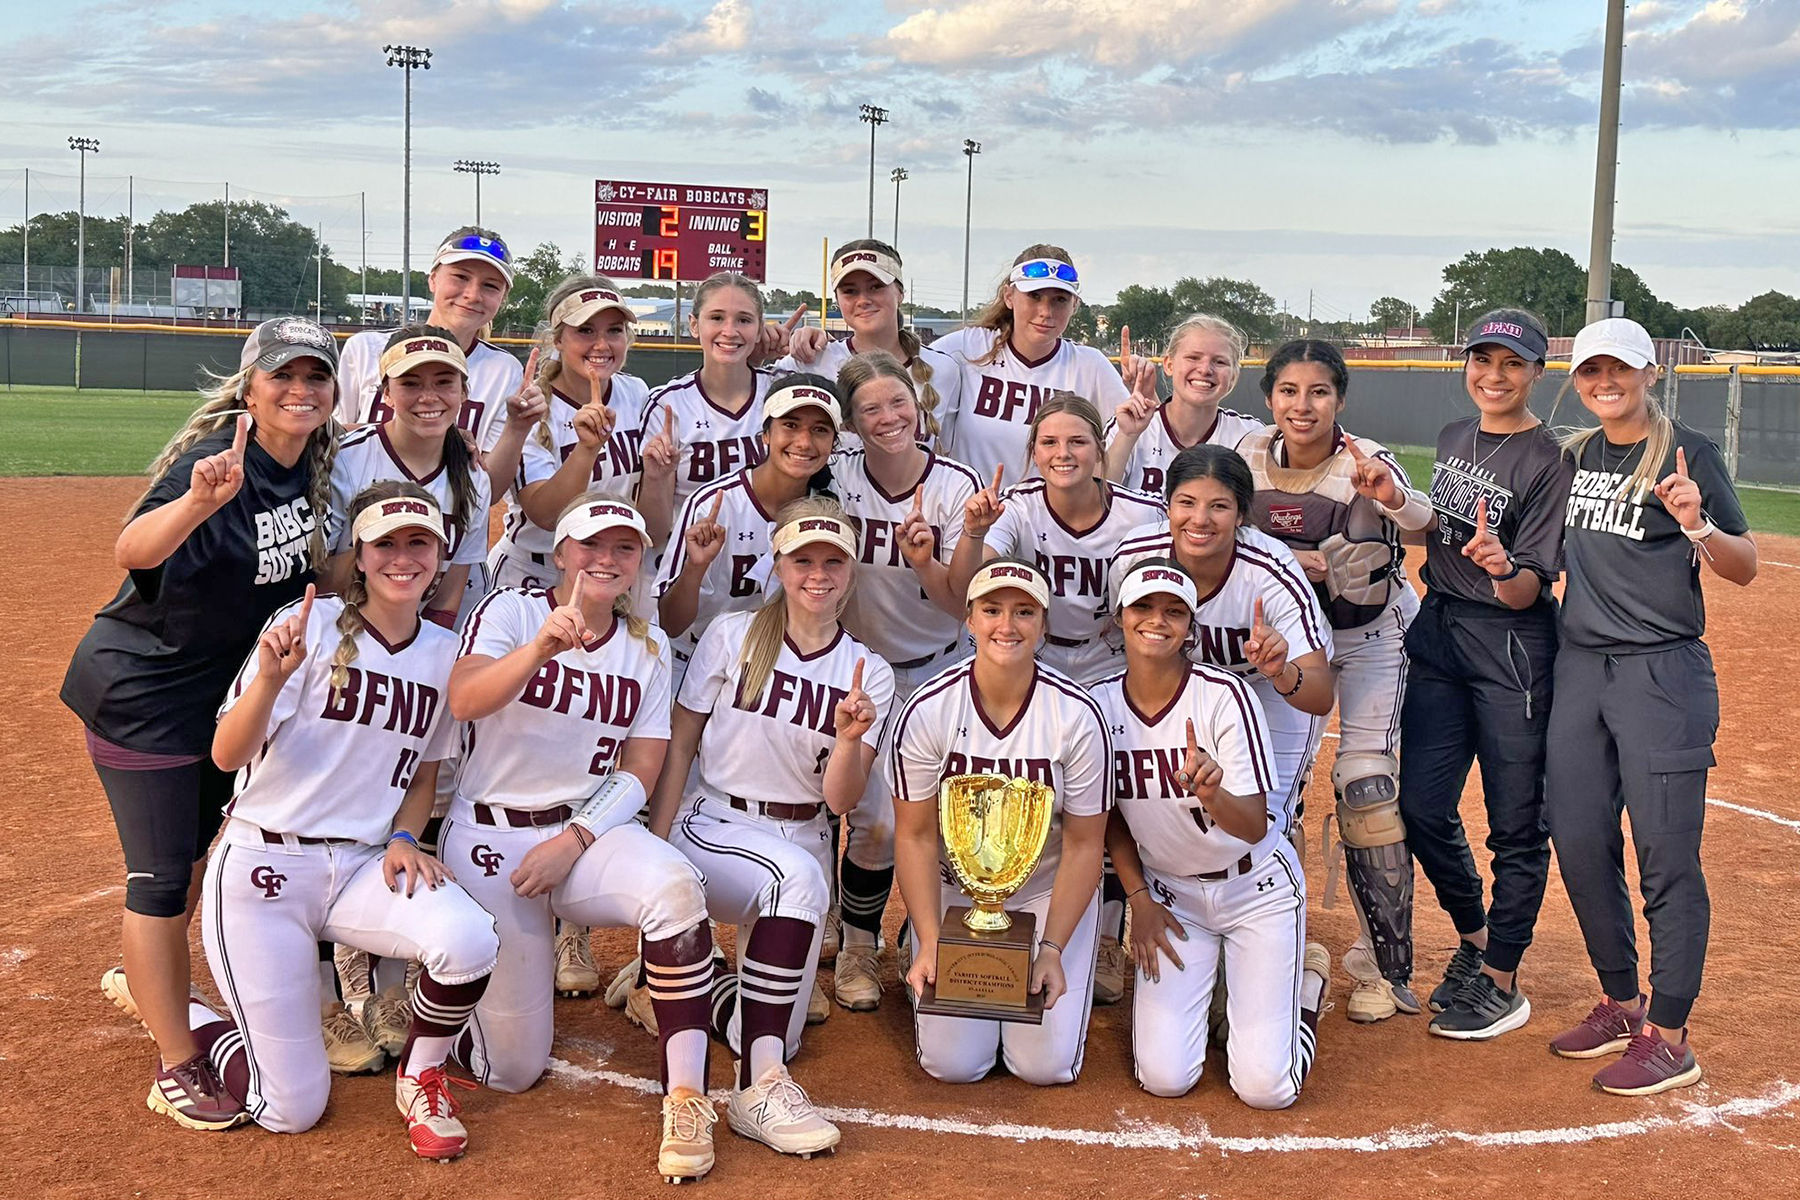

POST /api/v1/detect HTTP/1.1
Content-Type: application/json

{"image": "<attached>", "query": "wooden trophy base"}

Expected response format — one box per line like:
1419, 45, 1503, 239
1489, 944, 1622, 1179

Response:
916, 906, 1046, 1025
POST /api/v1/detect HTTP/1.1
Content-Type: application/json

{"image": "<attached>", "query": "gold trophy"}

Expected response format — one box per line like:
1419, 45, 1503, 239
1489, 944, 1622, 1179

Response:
917, 774, 1055, 1024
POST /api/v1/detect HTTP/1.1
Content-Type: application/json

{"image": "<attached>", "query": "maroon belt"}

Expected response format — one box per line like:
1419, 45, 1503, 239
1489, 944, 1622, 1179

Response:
728, 795, 823, 822
473, 802, 573, 828
1195, 853, 1255, 882
1044, 633, 1090, 648
260, 828, 350, 847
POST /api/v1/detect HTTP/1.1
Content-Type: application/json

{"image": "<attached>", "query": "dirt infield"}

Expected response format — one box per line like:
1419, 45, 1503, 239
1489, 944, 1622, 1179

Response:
7, 476, 1798, 1200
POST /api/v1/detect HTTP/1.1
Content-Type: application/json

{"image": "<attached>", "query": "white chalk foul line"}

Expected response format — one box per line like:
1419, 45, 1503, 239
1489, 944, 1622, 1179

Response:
546, 1054, 1800, 1154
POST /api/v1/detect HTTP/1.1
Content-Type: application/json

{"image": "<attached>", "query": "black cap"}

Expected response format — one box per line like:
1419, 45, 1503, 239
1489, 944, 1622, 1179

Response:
1462, 316, 1547, 363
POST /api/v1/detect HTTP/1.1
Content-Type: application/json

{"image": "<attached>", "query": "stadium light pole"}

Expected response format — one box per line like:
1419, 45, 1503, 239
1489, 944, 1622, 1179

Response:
453, 159, 500, 225
859, 105, 888, 238
67, 137, 99, 315
890, 167, 908, 243
385, 44, 432, 321
961, 139, 981, 323
1585, 0, 1626, 326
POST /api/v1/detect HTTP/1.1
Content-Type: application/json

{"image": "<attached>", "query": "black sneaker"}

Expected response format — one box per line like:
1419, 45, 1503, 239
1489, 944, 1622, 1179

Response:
1428, 941, 1485, 1013
1428, 972, 1530, 1041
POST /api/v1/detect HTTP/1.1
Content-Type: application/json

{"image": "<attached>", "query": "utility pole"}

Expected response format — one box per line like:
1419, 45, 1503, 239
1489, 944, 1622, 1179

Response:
21, 167, 27, 304
452, 159, 499, 225
224, 182, 230, 267
859, 105, 888, 238
961, 139, 981, 322
385, 44, 432, 320
67, 136, 99, 314
1586, 0, 1627, 326
360, 191, 368, 322
890, 167, 907, 244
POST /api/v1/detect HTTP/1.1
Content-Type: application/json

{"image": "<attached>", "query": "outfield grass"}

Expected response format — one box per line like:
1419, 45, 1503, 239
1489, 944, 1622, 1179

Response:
3, 388, 1796, 536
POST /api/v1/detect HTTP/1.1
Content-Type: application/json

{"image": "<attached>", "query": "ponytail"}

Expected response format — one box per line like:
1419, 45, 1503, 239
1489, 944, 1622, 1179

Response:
329, 574, 368, 700
734, 495, 858, 709
441, 421, 479, 549
897, 327, 942, 440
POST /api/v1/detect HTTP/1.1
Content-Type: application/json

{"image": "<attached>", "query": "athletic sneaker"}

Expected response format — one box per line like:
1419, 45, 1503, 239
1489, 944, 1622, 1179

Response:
1429, 941, 1485, 1013
832, 943, 882, 1011
555, 926, 601, 998
100, 967, 210, 1034
1550, 995, 1647, 1059
1093, 935, 1127, 1006
727, 1064, 840, 1157
1343, 943, 1420, 1022
807, 976, 831, 1026
1429, 972, 1531, 1040
659, 1087, 717, 1183
397, 1066, 475, 1161
365, 986, 412, 1057
604, 957, 642, 1008
147, 1052, 248, 1131
323, 1001, 385, 1074
624, 978, 660, 1037
334, 944, 374, 1004
1593, 1028, 1702, 1096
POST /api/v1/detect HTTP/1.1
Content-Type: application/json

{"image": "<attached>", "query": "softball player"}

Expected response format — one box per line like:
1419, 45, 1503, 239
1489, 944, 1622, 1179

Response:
1238, 340, 1433, 1023
440, 496, 725, 1182
334, 227, 542, 500
326, 327, 493, 628
890, 559, 1111, 1086
641, 272, 780, 517
776, 240, 967, 451
1105, 315, 1265, 493
1397, 310, 1574, 1041
928, 245, 1129, 478
1545, 318, 1757, 1096
827, 352, 986, 1011
64, 318, 340, 1130
491, 276, 670, 592
1095, 560, 1329, 1107
653, 499, 895, 1159
196, 484, 499, 1161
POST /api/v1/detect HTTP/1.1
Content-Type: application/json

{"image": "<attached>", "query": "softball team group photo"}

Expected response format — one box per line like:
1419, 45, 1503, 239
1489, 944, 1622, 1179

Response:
61, 225, 1759, 1183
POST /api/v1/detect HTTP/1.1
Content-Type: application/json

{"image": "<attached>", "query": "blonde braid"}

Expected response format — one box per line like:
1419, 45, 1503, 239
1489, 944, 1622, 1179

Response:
898, 327, 942, 440
612, 593, 661, 660
329, 574, 368, 699
302, 421, 340, 570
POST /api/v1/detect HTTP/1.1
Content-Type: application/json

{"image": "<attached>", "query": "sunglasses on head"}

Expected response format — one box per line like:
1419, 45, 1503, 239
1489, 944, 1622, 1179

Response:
446, 233, 511, 264
1014, 259, 1079, 284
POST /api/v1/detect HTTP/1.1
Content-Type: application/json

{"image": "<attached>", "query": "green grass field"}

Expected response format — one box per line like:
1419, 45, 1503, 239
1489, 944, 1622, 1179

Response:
3, 387, 1796, 535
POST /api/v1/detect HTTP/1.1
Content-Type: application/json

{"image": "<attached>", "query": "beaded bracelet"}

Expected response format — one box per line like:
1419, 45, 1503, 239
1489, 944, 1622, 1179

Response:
1038, 937, 1064, 955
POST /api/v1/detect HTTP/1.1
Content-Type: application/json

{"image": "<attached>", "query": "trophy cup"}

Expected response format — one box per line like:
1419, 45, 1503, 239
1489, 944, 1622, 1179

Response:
917, 774, 1055, 1023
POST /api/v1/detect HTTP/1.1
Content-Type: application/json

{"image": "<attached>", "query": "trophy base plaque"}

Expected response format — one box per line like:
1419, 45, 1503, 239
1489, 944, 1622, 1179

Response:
916, 907, 1046, 1025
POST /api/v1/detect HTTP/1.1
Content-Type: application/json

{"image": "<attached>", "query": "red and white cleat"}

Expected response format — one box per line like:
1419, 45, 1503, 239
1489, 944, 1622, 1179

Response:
397, 1065, 476, 1161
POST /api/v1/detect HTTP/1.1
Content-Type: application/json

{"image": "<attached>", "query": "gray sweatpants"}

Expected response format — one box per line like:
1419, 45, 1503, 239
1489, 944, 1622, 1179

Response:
1543, 641, 1717, 1030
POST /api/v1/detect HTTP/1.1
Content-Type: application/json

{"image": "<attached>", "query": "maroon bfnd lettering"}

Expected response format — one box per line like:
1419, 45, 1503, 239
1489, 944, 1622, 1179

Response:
1034, 551, 1104, 599
942, 754, 1053, 784
1193, 624, 1252, 669
380, 498, 432, 519
741, 669, 849, 737
687, 437, 766, 483
971, 377, 1055, 425
319, 667, 441, 734
1140, 466, 1165, 494
559, 427, 647, 479
862, 517, 943, 566
519, 662, 644, 723
406, 338, 451, 354
1112, 747, 1189, 802
728, 554, 762, 598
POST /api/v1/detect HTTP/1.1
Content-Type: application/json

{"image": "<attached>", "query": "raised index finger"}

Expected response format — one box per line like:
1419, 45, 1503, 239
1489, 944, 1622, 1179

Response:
1252, 596, 1265, 630
1473, 497, 1489, 539
231, 412, 252, 458
707, 491, 724, 522
522, 346, 541, 383
784, 305, 807, 332
910, 487, 924, 518
1343, 437, 1368, 463
1120, 325, 1132, 362
1185, 717, 1199, 757
296, 582, 316, 631
568, 566, 588, 610
851, 657, 865, 692
989, 463, 1004, 495
1675, 446, 1689, 479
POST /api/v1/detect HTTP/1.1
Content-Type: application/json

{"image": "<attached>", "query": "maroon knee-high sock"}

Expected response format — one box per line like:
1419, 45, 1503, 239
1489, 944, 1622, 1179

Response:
736, 915, 813, 1088
399, 970, 489, 1077
644, 922, 714, 1090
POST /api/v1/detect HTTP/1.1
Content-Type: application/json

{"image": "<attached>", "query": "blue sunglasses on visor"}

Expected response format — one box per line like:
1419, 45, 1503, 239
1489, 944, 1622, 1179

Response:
1009, 258, 1080, 291
444, 233, 511, 264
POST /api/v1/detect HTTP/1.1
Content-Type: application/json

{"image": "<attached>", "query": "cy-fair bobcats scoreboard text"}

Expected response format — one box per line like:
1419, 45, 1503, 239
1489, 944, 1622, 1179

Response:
593, 179, 768, 284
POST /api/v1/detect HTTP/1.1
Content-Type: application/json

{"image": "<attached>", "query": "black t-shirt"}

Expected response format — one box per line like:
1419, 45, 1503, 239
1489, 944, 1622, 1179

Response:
61, 429, 318, 754
1560, 421, 1749, 652
1421, 418, 1574, 607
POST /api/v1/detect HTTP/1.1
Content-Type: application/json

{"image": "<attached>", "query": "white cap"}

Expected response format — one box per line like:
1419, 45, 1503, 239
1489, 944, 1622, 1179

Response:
379, 332, 469, 380
552, 286, 635, 330
1570, 318, 1656, 371
1116, 561, 1198, 613
771, 514, 857, 558
351, 494, 449, 547
764, 378, 843, 429
966, 560, 1051, 609
553, 497, 651, 547
830, 247, 902, 291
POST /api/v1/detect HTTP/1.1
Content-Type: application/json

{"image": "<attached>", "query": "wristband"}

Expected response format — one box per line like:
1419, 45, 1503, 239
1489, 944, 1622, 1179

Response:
1274, 663, 1304, 698
1681, 519, 1716, 543
387, 830, 419, 848
1125, 885, 1150, 902
1490, 556, 1521, 582
1038, 938, 1064, 955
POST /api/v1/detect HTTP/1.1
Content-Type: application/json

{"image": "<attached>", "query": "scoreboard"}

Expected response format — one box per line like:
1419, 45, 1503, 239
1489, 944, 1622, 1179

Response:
593, 179, 768, 283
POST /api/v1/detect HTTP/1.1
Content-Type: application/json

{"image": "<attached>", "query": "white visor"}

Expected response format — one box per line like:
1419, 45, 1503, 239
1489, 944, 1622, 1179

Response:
966, 561, 1051, 609
771, 515, 857, 558
1116, 562, 1198, 613
351, 495, 449, 546
830, 248, 902, 291
554, 498, 651, 547
764, 381, 843, 429
552, 286, 636, 330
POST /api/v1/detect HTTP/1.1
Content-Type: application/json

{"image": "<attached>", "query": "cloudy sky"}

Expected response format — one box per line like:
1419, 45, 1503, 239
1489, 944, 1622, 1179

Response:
4, 0, 1797, 317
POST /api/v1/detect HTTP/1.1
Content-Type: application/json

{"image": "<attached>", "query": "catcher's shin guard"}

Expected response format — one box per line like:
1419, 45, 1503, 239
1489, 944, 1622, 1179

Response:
1326, 752, 1413, 982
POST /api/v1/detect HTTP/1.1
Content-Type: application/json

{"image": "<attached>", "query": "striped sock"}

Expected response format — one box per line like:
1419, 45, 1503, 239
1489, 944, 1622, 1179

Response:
400, 971, 488, 1079
738, 916, 812, 1088
645, 923, 714, 1092
839, 858, 892, 941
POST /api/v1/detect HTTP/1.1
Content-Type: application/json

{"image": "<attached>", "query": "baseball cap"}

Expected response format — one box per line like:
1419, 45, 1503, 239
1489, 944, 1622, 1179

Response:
1116, 561, 1199, 614
552, 286, 636, 330
1570, 318, 1657, 371
1463, 316, 1548, 364
966, 560, 1051, 609
239, 317, 339, 374
351, 493, 448, 547
830, 247, 902, 291
554, 497, 652, 547
772, 514, 857, 558
764, 377, 842, 429
1008, 258, 1081, 296
432, 231, 514, 286
379, 332, 469, 381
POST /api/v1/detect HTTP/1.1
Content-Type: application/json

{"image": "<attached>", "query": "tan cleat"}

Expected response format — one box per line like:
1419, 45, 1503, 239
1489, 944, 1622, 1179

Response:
323, 1001, 386, 1074
102, 967, 211, 1034
624, 980, 661, 1037
605, 957, 642, 1008
727, 1065, 840, 1158
1342, 942, 1418, 1022
832, 943, 881, 1011
555, 926, 601, 998
1093, 935, 1127, 1006
365, 985, 413, 1056
806, 976, 830, 1025
659, 1087, 717, 1184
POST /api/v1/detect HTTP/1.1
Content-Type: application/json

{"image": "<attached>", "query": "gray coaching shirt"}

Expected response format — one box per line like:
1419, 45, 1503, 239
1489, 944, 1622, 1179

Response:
1560, 421, 1748, 651
1422, 418, 1573, 607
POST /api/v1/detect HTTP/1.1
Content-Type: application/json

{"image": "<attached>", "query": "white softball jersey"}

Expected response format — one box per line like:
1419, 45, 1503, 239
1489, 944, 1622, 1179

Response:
496, 375, 653, 561
772, 336, 967, 453
678, 610, 896, 807
1103, 405, 1265, 496
886, 659, 1111, 905
1090, 664, 1280, 877
454, 588, 673, 812
833, 447, 983, 668
216, 594, 459, 845
335, 329, 524, 455
646, 368, 777, 512
928, 326, 1130, 481
653, 468, 779, 658
326, 425, 492, 569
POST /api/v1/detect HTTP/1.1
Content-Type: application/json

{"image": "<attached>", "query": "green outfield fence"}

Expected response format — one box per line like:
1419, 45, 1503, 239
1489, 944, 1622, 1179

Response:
6, 317, 1798, 487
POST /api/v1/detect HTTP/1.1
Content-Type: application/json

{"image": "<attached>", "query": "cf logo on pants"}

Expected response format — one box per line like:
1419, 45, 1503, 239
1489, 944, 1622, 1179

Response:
471, 844, 504, 877
250, 865, 287, 899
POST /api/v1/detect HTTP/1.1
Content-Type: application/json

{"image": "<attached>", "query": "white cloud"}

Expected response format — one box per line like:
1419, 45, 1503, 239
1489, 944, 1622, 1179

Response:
664, 0, 753, 54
